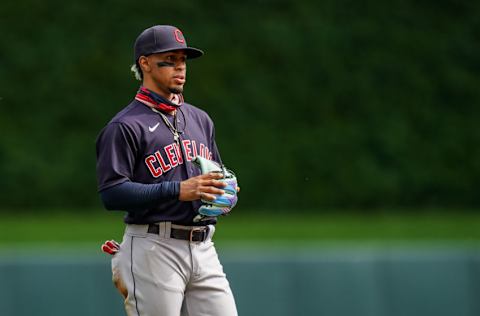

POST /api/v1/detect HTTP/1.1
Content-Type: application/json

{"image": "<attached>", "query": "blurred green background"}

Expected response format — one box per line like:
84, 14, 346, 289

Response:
1, 0, 480, 315
1, 0, 479, 211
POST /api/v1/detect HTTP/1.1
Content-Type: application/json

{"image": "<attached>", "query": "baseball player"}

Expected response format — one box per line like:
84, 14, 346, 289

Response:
95, 25, 238, 316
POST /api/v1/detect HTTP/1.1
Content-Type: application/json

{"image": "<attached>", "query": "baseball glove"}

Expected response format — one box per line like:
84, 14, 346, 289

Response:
192, 156, 238, 222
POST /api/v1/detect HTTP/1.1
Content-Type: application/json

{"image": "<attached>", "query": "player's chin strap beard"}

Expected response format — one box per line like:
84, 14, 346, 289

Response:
135, 86, 183, 113
156, 62, 183, 94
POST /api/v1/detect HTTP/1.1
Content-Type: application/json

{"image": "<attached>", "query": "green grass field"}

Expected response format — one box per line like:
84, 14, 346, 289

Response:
1, 210, 479, 250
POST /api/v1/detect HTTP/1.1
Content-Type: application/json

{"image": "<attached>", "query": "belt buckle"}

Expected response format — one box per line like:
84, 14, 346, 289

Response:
189, 226, 207, 242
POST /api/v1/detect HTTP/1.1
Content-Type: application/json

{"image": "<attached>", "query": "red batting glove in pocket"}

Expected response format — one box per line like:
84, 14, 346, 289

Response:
101, 240, 120, 255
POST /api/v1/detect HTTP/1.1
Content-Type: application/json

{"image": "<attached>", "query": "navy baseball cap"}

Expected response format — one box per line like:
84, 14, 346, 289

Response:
134, 25, 204, 62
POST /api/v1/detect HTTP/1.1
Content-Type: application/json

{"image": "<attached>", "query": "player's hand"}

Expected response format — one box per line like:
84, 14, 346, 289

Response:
179, 172, 227, 201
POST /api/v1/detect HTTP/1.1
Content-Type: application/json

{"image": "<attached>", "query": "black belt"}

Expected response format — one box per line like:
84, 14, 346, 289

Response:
147, 224, 209, 242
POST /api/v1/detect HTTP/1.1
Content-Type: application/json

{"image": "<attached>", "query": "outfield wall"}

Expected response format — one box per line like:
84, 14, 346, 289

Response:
0, 247, 478, 316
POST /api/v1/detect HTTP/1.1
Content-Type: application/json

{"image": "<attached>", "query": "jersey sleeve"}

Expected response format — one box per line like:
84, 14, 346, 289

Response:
96, 122, 139, 192
210, 125, 222, 164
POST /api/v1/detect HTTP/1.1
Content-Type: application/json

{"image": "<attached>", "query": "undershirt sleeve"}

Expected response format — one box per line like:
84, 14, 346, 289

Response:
100, 181, 180, 211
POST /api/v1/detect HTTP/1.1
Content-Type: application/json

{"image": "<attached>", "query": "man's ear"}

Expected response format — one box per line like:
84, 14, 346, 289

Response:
138, 56, 151, 73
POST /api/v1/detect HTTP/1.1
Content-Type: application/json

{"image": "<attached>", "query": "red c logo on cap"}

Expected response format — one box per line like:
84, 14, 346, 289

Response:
174, 29, 185, 43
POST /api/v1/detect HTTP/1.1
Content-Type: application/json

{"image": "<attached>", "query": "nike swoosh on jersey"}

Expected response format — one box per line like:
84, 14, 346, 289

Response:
149, 122, 160, 132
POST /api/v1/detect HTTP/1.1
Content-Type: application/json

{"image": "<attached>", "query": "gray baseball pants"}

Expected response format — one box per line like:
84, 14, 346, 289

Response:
111, 222, 238, 316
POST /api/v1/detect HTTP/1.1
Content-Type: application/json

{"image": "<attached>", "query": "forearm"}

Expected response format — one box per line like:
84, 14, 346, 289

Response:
100, 181, 180, 211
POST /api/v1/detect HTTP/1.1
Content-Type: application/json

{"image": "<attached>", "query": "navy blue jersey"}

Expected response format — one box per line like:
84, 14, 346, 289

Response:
96, 99, 221, 225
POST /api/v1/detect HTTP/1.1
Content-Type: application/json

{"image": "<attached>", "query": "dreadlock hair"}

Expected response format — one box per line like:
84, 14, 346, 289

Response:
130, 62, 143, 81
